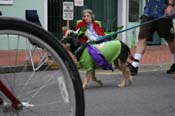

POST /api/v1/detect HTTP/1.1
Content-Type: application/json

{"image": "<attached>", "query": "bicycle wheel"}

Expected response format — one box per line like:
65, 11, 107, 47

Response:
0, 17, 85, 116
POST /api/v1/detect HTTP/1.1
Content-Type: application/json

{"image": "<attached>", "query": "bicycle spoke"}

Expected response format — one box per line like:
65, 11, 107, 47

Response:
26, 71, 60, 103
0, 17, 84, 116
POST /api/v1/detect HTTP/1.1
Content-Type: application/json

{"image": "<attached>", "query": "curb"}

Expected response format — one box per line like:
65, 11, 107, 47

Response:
79, 63, 171, 75
139, 63, 170, 71
0, 63, 171, 74
0, 64, 59, 73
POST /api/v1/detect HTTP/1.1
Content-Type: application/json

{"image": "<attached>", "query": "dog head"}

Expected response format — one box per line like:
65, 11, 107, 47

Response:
61, 34, 82, 54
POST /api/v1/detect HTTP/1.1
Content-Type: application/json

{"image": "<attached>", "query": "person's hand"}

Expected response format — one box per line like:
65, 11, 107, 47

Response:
65, 29, 73, 36
165, 5, 175, 18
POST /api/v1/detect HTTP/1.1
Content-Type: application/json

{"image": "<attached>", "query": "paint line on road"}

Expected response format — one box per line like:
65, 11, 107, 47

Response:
79, 68, 167, 75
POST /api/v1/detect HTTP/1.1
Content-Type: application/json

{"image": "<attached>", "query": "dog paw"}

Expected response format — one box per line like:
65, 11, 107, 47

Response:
83, 84, 88, 90
117, 81, 125, 88
117, 84, 124, 88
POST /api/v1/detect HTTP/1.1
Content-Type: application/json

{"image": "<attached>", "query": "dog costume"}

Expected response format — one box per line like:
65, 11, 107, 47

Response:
79, 40, 121, 71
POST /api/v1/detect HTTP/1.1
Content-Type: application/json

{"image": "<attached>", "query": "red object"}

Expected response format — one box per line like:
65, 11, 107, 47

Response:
0, 80, 21, 110
76, 20, 105, 43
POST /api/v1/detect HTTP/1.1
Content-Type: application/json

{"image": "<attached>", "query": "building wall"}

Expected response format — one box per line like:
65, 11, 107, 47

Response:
117, 0, 150, 47
0, 0, 171, 50
0, 0, 46, 28
123, 0, 171, 47
0, 0, 47, 50
47, 0, 118, 40
73, 0, 118, 32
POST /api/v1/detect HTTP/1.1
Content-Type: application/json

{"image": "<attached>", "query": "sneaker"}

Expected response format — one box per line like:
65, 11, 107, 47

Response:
128, 63, 138, 76
167, 63, 175, 74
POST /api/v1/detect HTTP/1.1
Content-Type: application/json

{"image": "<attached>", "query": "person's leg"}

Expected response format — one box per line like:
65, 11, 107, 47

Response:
132, 38, 147, 67
129, 16, 154, 76
128, 38, 147, 76
166, 39, 175, 74
156, 18, 175, 74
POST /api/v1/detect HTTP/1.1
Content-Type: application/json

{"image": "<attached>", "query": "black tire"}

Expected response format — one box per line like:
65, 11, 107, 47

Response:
0, 17, 85, 116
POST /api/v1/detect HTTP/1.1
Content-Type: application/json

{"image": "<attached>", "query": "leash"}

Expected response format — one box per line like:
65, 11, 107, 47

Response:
97, 11, 175, 41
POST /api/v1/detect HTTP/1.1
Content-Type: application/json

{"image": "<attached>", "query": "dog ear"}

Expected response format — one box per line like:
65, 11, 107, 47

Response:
61, 36, 73, 44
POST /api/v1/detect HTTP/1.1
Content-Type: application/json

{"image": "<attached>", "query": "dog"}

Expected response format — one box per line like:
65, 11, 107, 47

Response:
62, 34, 133, 89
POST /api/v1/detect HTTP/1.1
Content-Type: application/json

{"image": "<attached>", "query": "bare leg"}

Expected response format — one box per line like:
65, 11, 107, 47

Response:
129, 38, 147, 76
167, 39, 175, 53
135, 38, 147, 54
167, 39, 175, 74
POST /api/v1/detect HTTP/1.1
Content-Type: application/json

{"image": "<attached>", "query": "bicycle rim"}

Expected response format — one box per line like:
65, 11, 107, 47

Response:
0, 17, 84, 116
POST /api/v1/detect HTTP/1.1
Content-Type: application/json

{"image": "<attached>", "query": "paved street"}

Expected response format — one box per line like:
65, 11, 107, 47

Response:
0, 64, 175, 116
80, 67, 175, 116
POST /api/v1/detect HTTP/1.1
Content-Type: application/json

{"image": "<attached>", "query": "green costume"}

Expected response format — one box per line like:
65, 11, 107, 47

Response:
79, 40, 121, 71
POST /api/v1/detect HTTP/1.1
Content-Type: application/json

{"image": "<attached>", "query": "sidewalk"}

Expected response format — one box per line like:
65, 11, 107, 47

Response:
0, 45, 173, 68
130, 45, 172, 71
130, 44, 172, 65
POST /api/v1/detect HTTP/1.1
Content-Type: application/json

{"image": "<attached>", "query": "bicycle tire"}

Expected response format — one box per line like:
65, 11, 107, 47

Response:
0, 17, 85, 116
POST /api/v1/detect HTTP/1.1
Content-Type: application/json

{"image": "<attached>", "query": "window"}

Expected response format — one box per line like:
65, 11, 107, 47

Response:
0, 0, 13, 4
129, 0, 139, 22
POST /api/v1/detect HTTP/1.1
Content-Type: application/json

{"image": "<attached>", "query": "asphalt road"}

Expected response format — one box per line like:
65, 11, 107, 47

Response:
0, 65, 174, 116
79, 68, 175, 116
